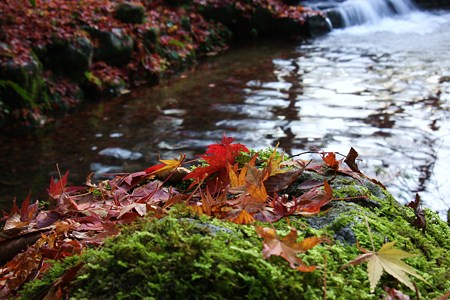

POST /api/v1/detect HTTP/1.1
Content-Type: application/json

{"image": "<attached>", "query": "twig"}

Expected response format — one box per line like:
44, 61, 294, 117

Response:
364, 216, 376, 252
323, 254, 327, 300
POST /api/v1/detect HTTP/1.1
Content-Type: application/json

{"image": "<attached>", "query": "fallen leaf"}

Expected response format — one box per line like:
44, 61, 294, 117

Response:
228, 209, 255, 224
344, 147, 362, 174
295, 180, 333, 215
321, 151, 339, 170
264, 167, 305, 194
144, 154, 186, 180
183, 133, 249, 188
406, 193, 426, 232
383, 287, 410, 300
341, 241, 429, 292
255, 225, 326, 272
48, 171, 69, 199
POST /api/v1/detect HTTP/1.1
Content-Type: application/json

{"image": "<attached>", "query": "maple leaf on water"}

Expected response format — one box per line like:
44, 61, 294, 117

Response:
183, 134, 249, 188
255, 225, 328, 272
341, 218, 429, 293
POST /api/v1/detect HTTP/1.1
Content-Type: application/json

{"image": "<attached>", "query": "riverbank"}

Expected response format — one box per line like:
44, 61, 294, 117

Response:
0, 0, 331, 127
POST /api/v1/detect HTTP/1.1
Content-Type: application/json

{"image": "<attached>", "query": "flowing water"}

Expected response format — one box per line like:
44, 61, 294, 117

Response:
1, 2, 449, 219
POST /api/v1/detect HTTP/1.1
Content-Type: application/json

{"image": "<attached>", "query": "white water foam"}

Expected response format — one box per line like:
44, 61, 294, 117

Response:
336, 0, 417, 26
334, 10, 450, 35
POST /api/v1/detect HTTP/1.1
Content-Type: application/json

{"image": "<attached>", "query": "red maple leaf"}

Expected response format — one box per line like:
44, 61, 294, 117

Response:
47, 171, 69, 199
183, 134, 249, 189
295, 180, 333, 215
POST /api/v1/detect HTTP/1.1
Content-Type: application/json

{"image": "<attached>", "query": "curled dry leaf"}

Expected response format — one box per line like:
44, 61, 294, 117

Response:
406, 193, 426, 232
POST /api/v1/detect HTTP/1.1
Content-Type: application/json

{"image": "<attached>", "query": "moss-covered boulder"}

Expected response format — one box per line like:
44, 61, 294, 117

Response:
0, 53, 49, 124
89, 28, 134, 67
19, 171, 450, 299
114, 2, 146, 24
40, 37, 94, 82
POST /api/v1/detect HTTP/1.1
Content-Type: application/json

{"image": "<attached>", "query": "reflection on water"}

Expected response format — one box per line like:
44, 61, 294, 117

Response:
1, 10, 449, 219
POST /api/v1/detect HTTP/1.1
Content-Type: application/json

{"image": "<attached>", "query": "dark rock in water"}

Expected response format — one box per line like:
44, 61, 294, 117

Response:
114, 1, 146, 24
89, 28, 134, 67
325, 9, 345, 29
98, 147, 143, 160
414, 0, 450, 9
304, 14, 332, 36
42, 37, 93, 82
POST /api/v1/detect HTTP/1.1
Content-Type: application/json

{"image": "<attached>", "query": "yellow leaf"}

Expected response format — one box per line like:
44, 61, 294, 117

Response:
146, 154, 186, 179
342, 241, 429, 293
229, 209, 255, 224
266, 143, 287, 176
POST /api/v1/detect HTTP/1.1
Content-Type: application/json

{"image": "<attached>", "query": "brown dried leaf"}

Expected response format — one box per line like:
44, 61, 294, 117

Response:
344, 147, 362, 174
255, 225, 326, 272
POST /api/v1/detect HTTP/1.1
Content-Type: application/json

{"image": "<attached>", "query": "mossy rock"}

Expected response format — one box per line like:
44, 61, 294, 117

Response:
0, 53, 49, 122
19, 173, 450, 299
41, 37, 94, 82
114, 2, 146, 24
89, 28, 134, 67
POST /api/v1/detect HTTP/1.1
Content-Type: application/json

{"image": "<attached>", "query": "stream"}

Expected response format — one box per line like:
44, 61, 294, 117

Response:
1, 2, 449, 219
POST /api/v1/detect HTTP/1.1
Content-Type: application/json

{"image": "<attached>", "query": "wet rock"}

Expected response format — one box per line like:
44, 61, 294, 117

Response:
98, 147, 143, 160
90, 163, 123, 178
0, 51, 46, 115
325, 9, 345, 29
304, 14, 332, 36
41, 37, 93, 82
164, 0, 192, 7
414, 0, 450, 9
89, 28, 134, 66
114, 2, 146, 24
182, 218, 234, 236
198, 5, 237, 27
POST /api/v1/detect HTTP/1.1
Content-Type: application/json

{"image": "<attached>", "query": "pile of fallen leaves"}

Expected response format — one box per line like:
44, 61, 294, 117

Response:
0, 135, 430, 298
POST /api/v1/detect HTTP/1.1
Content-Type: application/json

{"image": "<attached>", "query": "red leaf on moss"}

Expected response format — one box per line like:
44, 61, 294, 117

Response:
183, 133, 249, 187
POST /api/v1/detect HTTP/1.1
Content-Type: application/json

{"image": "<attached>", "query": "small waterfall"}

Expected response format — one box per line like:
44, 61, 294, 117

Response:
335, 0, 417, 27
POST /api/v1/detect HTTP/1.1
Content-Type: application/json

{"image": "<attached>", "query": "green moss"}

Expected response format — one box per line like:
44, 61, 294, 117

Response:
18, 173, 450, 299
69, 215, 314, 299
